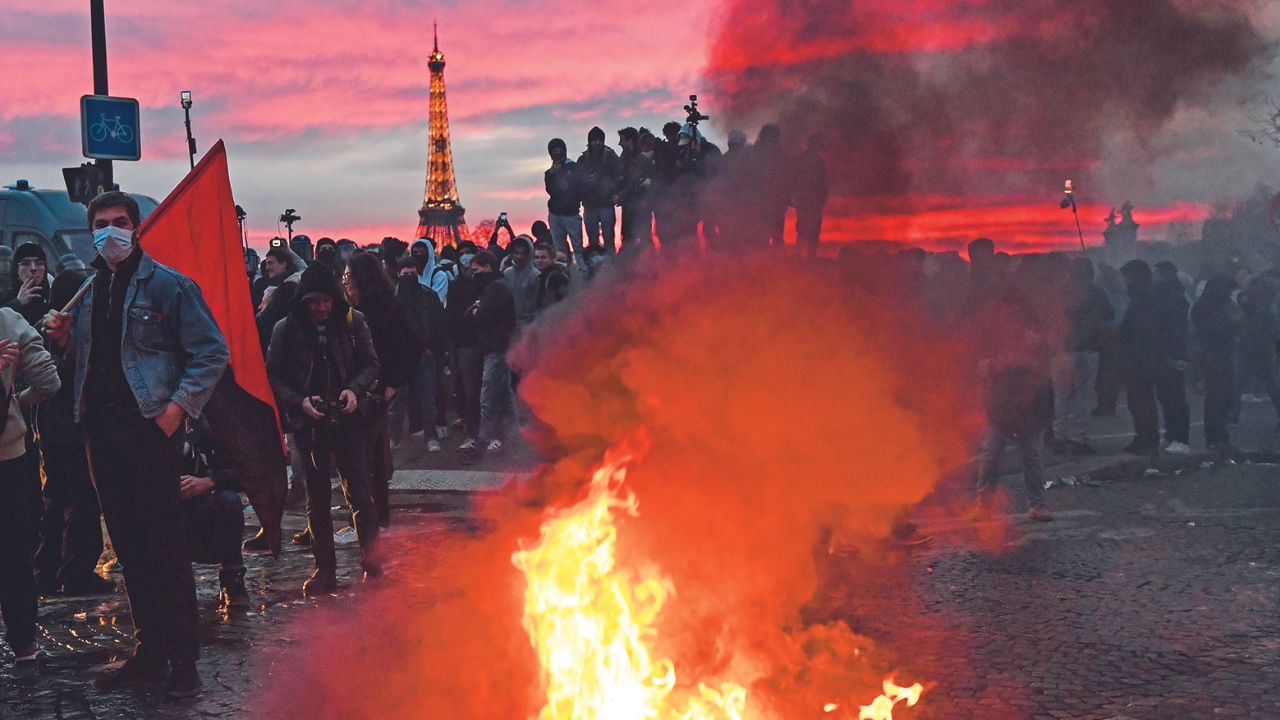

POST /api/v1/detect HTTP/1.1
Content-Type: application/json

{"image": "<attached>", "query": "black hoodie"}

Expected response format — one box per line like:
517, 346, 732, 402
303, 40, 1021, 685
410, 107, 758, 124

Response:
264, 265, 379, 430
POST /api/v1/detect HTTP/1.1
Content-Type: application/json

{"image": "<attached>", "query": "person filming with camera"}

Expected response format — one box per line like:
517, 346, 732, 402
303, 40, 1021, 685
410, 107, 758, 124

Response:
265, 264, 381, 596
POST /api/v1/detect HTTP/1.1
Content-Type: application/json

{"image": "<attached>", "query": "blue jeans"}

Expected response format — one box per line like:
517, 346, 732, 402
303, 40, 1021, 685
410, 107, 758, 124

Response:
975, 428, 1046, 511
480, 352, 517, 442
549, 212, 586, 272
583, 206, 616, 254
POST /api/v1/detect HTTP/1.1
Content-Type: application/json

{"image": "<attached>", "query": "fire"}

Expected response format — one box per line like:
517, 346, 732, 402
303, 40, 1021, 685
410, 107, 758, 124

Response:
512, 447, 924, 720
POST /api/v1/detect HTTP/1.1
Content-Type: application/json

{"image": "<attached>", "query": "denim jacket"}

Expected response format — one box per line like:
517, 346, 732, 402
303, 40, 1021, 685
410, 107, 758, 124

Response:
69, 252, 229, 422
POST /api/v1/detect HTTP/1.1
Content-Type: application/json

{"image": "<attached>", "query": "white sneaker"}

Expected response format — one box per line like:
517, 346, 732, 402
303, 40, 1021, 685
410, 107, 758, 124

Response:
458, 438, 478, 451
486, 439, 503, 452
1165, 441, 1191, 455
410, 429, 425, 438
435, 425, 448, 440
13, 644, 37, 663
426, 438, 442, 453
334, 527, 359, 545
1242, 393, 1263, 404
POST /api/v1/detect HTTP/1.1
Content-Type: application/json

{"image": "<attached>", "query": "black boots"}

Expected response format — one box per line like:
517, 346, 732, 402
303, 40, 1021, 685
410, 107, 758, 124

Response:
302, 567, 338, 597
218, 568, 251, 612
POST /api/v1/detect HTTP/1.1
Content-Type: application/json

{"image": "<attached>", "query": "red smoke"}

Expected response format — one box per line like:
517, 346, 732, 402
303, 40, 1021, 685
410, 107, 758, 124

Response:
254, 252, 990, 718
706, 0, 1273, 250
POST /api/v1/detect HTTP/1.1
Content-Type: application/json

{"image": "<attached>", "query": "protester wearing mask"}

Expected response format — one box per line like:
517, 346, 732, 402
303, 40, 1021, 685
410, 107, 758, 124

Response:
1192, 275, 1241, 452
446, 252, 504, 454
342, 253, 422, 528
43, 191, 229, 698
265, 265, 381, 596
313, 237, 342, 276
4, 242, 50, 326
0, 296, 61, 668
410, 238, 449, 306
394, 257, 447, 451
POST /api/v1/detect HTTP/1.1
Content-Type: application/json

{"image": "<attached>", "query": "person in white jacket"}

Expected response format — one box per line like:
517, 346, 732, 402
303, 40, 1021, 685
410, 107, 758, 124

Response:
0, 306, 61, 666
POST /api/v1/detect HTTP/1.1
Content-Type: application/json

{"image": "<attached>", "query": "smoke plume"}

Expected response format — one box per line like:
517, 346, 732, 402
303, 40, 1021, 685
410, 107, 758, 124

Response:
707, 0, 1274, 229
254, 253, 984, 718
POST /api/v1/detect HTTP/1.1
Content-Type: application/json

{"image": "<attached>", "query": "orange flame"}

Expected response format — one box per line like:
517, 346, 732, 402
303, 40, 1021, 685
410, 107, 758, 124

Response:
512, 448, 924, 720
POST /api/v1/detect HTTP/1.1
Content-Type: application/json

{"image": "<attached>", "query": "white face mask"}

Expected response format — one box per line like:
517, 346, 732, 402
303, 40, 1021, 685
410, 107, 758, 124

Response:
93, 226, 134, 264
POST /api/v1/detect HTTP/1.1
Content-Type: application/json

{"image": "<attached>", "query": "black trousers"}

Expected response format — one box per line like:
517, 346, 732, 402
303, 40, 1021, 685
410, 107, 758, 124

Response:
1203, 353, 1235, 447
0, 455, 38, 652
86, 411, 198, 664
1155, 363, 1191, 445
183, 489, 244, 570
1126, 368, 1160, 448
365, 411, 393, 527
295, 419, 378, 570
34, 440, 104, 590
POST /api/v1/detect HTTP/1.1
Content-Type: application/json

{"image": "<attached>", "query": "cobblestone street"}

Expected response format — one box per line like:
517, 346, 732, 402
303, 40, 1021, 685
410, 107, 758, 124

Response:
4, 427, 1280, 719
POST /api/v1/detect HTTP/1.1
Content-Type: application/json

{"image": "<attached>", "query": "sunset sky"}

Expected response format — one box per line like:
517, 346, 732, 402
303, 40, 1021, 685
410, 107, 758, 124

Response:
3, 0, 1278, 253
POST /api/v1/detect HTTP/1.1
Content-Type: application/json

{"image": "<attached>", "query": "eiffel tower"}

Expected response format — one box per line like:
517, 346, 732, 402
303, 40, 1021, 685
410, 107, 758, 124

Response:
415, 24, 469, 246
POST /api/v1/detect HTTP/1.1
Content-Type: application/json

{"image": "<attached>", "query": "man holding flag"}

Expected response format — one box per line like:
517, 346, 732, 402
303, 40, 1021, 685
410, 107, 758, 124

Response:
45, 190, 229, 699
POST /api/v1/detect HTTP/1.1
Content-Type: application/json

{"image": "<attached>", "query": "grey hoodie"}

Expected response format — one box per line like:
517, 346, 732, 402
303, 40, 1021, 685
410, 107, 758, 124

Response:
502, 236, 539, 324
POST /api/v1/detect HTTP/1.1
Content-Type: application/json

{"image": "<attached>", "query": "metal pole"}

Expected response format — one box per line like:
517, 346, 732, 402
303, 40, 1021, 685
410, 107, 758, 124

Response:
90, 0, 113, 191
1071, 197, 1086, 252
183, 105, 195, 169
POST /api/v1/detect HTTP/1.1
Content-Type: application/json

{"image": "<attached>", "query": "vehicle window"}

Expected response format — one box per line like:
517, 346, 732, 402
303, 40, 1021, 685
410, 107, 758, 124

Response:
53, 231, 95, 272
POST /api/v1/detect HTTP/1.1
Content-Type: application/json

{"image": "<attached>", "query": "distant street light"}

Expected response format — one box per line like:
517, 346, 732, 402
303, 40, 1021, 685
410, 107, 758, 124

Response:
180, 90, 196, 170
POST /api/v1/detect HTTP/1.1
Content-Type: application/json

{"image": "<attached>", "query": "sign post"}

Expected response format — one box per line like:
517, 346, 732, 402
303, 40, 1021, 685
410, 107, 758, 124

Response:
81, 95, 141, 161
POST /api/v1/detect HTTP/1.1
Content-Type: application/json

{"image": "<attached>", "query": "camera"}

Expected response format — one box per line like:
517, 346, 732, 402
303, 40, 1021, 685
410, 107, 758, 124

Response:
683, 94, 710, 126
310, 394, 348, 421
498, 212, 508, 224
279, 208, 301, 225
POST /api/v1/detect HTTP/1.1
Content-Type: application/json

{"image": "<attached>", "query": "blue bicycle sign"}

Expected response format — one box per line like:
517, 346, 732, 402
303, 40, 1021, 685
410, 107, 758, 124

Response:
89, 114, 134, 144
81, 95, 141, 161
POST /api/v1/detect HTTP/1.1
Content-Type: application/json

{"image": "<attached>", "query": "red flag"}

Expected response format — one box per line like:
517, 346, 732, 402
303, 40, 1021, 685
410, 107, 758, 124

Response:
138, 140, 272, 410
136, 140, 288, 555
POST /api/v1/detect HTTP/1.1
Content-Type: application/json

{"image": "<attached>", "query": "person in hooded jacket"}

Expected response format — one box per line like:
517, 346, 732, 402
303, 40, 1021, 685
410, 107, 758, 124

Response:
447, 252, 513, 453
410, 238, 450, 306
1238, 275, 1280, 428
1151, 261, 1191, 452
1192, 275, 1240, 451
265, 265, 381, 596
393, 257, 447, 451
4, 242, 51, 327
1118, 260, 1163, 455
342, 253, 422, 528
503, 235, 540, 325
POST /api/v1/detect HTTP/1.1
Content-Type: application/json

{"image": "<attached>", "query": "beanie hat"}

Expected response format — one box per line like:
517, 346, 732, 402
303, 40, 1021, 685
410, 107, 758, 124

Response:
13, 242, 46, 266
587, 126, 605, 143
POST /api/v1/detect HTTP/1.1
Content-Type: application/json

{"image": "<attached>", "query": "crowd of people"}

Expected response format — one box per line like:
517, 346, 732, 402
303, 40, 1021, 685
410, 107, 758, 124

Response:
1, 128, 1275, 703
942, 237, 1280, 521
539, 122, 828, 269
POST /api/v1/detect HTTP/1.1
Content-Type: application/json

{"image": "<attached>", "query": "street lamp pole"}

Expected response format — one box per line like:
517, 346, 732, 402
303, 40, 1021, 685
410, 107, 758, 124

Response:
90, 0, 113, 191
180, 90, 196, 170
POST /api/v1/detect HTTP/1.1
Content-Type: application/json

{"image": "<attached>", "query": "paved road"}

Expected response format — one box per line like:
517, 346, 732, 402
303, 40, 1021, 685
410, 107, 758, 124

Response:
5, 389, 1280, 719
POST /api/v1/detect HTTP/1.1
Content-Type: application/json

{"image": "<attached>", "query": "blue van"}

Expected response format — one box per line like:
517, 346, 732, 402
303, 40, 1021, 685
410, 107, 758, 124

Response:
0, 179, 159, 297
